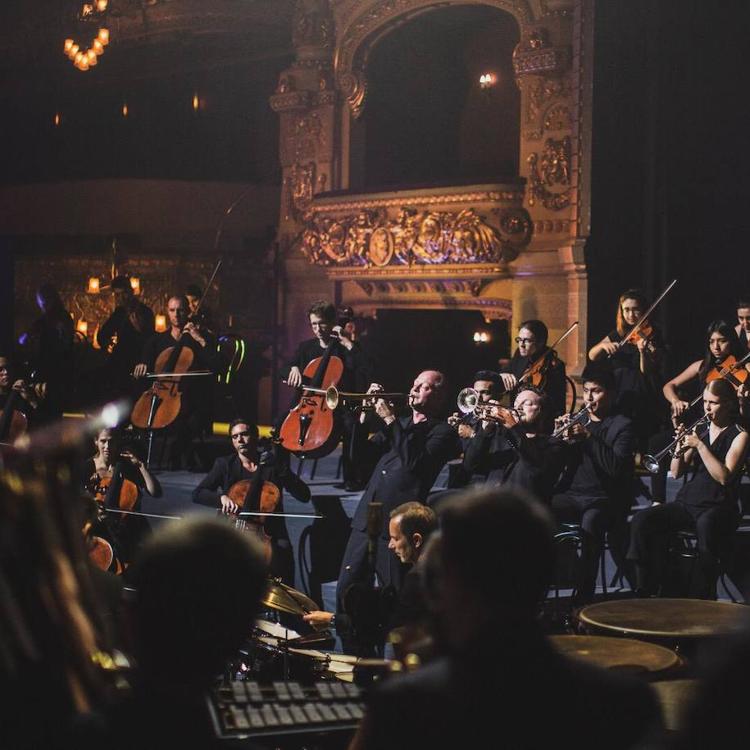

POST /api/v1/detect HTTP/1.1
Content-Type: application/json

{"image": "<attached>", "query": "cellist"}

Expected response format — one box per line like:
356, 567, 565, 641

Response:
0, 354, 38, 439
192, 419, 310, 583
282, 300, 372, 489
133, 295, 218, 470
83, 426, 161, 566
498, 319, 567, 417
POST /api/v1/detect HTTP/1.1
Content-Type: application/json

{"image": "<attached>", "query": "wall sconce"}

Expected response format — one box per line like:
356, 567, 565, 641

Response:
53, 112, 61, 127
87, 277, 101, 294
122, 102, 129, 117
129, 276, 140, 294
473, 331, 491, 344
479, 72, 497, 90
76, 319, 89, 336
155, 314, 167, 332
192, 93, 201, 112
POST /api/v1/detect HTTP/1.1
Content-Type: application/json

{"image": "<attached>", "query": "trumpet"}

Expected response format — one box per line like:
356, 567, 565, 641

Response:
641, 414, 710, 473
456, 388, 520, 425
552, 402, 593, 438
293, 384, 407, 411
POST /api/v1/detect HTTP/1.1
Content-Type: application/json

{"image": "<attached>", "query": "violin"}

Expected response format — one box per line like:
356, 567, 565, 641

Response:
224, 478, 281, 563
278, 338, 344, 457
520, 348, 559, 390
704, 352, 750, 389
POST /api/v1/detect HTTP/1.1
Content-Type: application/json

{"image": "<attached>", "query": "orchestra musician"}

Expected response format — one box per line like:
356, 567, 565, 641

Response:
498, 320, 567, 417
735, 297, 750, 351
192, 419, 310, 583
185, 283, 216, 339
336, 370, 460, 619
0, 354, 39, 433
462, 385, 567, 504
551, 364, 635, 602
588, 288, 666, 449
97, 276, 155, 399
302, 502, 437, 635
84, 426, 161, 566
282, 300, 372, 490
133, 295, 217, 470
627, 379, 749, 598
446, 370, 503, 488
17, 283, 74, 423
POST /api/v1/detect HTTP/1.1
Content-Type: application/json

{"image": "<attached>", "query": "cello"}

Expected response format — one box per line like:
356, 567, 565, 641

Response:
278, 338, 344, 457
0, 389, 28, 444
224, 476, 281, 564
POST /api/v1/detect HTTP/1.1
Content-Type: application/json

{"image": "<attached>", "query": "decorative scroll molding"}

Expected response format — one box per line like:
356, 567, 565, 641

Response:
527, 135, 571, 210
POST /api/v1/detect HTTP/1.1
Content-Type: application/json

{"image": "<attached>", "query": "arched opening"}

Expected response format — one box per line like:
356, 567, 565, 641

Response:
349, 4, 521, 191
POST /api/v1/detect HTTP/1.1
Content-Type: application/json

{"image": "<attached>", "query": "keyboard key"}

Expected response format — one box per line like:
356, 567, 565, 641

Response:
246, 682, 264, 703
288, 682, 306, 701
247, 708, 266, 729
333, 704, 352, 721
275, 705, 294, 726
303, 703, 324, 723
262, 705, 280, 727
317, 703, 337, 722
273, 681, 291, 701
347, 702, 365, 720
229, 705, 249, 729
315, 683, 333, 700
231, 683, 248, 703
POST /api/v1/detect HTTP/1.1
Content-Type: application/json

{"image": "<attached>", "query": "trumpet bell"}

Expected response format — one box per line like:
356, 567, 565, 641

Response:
457, 387, 479, 415
641, 454, 661, 474
325, 386, 340, 410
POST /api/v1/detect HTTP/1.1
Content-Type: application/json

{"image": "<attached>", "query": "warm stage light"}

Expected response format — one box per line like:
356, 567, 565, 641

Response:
129, 276, 140, 294
98, 28, 110, 46
479, 72, 497, 89
155, 314, 167, 332
76, 319, 89, 336
192, 94, 200, 111
122, 102, 129, 117
64, 38, 74, 54
54, 112, 61, 126
87, 277, 101, 294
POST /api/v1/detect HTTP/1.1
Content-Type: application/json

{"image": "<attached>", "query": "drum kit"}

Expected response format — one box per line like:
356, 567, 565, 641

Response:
239, 578, 396, 684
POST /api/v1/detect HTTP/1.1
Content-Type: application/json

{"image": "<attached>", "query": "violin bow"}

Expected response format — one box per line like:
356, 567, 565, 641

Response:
613, 278, 677, 352
102, 508, 323, 520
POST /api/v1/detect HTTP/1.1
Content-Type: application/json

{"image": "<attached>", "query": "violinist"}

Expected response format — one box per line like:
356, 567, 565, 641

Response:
192, 419, 311, 583
736, 297, 750, 351
97, 276, 155, 400
627, 379, 749, 598
84, 426, 161, 565
134, 295, 218, 470
498, 320, 567, 417
17, 283, 74, 423
185, 283, 216, 339
463, 386, 566, 504
283, 300, 372, 490
551, 364, 635, 602
589, 289, 666, 449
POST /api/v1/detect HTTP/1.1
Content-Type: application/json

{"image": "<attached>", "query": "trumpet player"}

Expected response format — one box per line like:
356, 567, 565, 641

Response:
551, 365, 635, 602
462, 386, 566, 503
627, 379, 748, 598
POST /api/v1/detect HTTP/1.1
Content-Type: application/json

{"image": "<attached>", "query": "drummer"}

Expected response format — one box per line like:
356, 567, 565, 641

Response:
302, 502, 437, 640
192, 418, 310, 583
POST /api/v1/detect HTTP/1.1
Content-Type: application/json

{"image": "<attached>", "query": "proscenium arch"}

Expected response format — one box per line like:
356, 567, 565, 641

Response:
333, 0, 535, 188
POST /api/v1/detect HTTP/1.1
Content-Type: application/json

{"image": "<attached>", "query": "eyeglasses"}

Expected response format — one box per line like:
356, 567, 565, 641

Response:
515, 337, 536, 345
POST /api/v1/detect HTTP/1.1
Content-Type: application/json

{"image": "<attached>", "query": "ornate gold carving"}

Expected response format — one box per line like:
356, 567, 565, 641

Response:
289, 161, 316, 214
513, 28, 570, 77
525, 76, 570, 125
297, 205, 530, 267
338, 70, 367, 119
527, 136, 571, 211
543, 103, 570, 131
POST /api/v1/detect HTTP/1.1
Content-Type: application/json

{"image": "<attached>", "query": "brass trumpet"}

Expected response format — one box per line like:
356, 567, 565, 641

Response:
642, 414, 711, 473
456, 388, 520, 425
552, 402, 593, 438
295, 384, 407, 411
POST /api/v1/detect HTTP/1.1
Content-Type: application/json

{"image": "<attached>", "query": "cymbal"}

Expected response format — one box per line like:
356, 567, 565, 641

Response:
549, 635, 680, 676
262, 578, 318, 617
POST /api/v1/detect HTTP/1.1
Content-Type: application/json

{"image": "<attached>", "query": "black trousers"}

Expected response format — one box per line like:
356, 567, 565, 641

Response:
551, 494, 627, 602
626, 501, 739, 597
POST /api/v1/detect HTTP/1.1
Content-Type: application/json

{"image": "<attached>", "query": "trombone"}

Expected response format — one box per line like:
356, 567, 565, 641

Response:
456, 388, 520, 424
551, 402, 593, 438
294, 384, 407, 411
642, 413, 711, 473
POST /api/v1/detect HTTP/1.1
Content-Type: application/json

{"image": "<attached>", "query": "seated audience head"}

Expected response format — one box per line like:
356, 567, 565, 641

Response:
472, 370, 502, 403
388, 502, 438, 564
129, 517, 267, 690
429, 486, 554, 647
517, 320, 548, 359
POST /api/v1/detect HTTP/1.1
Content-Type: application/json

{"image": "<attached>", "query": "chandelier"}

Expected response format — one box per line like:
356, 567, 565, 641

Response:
63, 1, 111, 71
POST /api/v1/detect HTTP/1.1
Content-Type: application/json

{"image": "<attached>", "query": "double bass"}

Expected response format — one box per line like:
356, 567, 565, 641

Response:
279, 338, 343, 457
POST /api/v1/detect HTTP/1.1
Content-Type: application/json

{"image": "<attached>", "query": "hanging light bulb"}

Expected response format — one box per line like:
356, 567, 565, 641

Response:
155, 315, 167, 333
96, 0, 108, 11
98, 28, 110, 45
192, 93, 200, 111
86, 49, 98, 66
87, 277, 101, 294
53, 112, 61, 127
68, 43, 80, 60
122, 102, 129, 117
64, 38, 74, 54
129, 277, 140, 294
92, 39, 104, 55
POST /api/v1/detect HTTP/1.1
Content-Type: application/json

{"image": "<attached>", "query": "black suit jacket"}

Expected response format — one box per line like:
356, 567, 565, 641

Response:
352, 415, 460, 537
